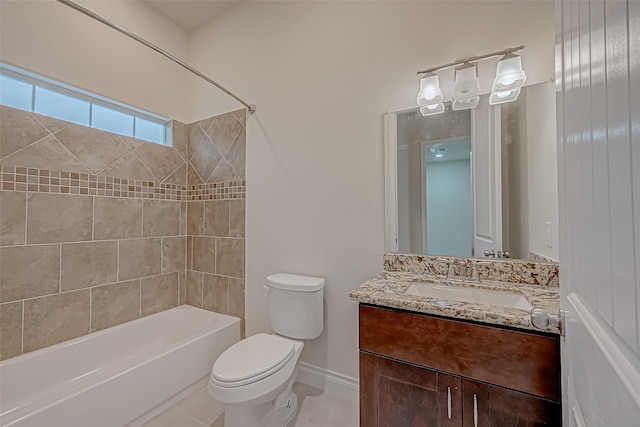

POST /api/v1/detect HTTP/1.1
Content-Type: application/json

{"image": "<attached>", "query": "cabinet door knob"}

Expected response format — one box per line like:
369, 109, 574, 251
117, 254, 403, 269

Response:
447, 386, 452, 419
473, 393, 478, 427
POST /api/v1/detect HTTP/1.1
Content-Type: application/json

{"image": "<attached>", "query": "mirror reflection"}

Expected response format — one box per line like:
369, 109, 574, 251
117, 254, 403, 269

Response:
385, 81, 558, 262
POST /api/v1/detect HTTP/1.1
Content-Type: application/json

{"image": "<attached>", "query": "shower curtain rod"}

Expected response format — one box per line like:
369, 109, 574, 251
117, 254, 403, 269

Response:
55, 0, 256, 114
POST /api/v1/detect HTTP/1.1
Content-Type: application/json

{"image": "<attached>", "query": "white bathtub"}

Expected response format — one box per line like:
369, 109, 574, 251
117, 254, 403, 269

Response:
0, 305, 240, 427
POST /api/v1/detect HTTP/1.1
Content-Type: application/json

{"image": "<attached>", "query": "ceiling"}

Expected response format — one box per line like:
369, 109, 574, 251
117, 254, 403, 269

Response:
143, 0, 242, 31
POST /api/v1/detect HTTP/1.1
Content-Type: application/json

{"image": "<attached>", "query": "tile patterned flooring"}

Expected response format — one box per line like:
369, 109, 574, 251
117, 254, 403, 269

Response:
141, 382, 359, 427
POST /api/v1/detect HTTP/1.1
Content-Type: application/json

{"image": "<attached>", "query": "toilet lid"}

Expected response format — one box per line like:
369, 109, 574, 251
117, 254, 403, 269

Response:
211, 333, 295, 386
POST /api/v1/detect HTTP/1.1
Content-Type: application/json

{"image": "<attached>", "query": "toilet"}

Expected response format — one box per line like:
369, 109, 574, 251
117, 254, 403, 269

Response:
208, 273, 325, 427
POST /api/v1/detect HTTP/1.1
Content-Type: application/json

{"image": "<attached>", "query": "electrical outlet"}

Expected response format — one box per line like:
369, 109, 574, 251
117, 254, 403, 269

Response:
545, 222, 552, 247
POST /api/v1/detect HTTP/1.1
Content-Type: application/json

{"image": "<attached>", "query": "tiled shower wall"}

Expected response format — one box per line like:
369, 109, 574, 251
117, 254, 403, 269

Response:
0, 105, 246, 360
184, 111, 247, 335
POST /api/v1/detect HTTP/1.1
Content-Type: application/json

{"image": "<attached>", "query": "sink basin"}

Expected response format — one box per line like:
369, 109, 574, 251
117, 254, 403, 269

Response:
405, 282, 533, 311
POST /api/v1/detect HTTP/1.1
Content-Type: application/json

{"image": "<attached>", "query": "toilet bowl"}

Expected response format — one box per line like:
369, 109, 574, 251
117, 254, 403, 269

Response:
208, 273, 325, 427
208, 334, 304, 427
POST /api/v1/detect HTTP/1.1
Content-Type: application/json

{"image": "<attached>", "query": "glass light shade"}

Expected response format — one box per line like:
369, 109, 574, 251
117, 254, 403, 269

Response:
452, 96, 480, 111
417, 73, 443, 106
419, 103, 445, 116
453, 63, 480, 99
492, 54, 526, 92
489, 88, 521, 105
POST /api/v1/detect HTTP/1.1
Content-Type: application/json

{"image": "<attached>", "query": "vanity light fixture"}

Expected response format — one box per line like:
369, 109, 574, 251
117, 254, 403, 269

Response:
416, 45, 525, 112
489, 88, 521, 105
452, 63, 481, 111
492, 54, 527, 92
420, 103, 445, 116
417, 73, 443, 106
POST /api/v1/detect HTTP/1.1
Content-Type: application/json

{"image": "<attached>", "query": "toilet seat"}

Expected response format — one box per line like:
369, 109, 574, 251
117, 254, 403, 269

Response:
211, 334, 295, 388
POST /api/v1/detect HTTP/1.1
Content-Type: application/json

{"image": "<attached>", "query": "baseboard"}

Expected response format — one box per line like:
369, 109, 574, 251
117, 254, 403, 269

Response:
296, 362, 359, 401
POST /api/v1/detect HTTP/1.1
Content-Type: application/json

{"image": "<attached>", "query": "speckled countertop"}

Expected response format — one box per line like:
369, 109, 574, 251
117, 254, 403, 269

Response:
349, 271, 561, 335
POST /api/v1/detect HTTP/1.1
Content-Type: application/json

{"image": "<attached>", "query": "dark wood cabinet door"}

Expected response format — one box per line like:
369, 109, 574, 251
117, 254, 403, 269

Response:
462, 379, 489, 427
486, 385, 561, 427
462, 379, 562, 427
377, 357, 439, 427
360, 352, 440, 427
438, 373, 462, 427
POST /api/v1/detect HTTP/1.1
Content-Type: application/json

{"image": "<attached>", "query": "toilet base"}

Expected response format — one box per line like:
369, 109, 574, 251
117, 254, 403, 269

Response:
224, 391, 298, 427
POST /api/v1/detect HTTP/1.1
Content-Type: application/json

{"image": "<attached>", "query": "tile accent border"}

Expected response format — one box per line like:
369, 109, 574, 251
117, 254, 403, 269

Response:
383, 253, 559, 287
0, 164, 245, 201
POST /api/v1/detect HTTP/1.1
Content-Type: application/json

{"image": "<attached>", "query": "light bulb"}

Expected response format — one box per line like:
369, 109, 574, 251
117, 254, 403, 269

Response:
426, 104, 439, 110
417, 73, 443, 106
496, 90, 512, 98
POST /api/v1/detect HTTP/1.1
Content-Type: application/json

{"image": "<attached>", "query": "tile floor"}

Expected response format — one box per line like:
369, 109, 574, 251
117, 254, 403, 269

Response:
141, 382, 359, 427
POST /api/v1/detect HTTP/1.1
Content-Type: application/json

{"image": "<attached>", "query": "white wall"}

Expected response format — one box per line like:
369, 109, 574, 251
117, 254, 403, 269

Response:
526, 81, 559, 261
0, 0, 192, 121
188, 1, 555, 380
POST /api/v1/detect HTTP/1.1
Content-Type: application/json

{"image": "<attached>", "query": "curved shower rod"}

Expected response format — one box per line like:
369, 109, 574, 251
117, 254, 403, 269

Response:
55, 0, 256, 114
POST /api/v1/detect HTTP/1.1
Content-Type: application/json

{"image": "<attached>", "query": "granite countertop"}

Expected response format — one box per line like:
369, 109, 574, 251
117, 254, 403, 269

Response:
349, 271, 561, 334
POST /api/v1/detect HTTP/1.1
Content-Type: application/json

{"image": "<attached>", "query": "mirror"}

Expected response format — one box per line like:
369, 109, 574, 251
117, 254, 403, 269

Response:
385, 81, 558, 262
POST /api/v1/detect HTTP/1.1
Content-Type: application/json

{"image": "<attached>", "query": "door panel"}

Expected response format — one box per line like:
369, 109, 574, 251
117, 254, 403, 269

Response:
557, 0, 640, 425
471, 101, 502, 257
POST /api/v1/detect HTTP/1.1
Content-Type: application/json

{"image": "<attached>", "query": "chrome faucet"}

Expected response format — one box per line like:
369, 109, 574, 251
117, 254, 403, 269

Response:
436, 258, 490, 283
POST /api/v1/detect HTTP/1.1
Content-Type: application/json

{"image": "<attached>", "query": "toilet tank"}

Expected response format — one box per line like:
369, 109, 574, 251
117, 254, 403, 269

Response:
266, 273, 325, 340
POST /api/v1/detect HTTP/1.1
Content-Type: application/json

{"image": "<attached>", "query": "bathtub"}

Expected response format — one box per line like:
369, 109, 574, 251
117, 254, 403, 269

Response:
0, 305, 240, 427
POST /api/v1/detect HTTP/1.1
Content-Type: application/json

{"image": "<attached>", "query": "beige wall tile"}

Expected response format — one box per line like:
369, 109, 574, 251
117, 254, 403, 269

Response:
191, 138, 222, 183
187, 201, 204, 236
171, 120, 188, 160
187, 121, 207, 160
187, 163, 204, 187
55, 123, 130, 173
23, 290, 90, 352
162, 236, 186, 274
225, 128, 246, 179
0, 191, 26, 246
178, 271, 186, 305
27, 193, 92, 244
229, 200, 245, 238
0, 106, 49, 158
134, 143, 185, 183
98, 152, 157, 183
180, 202, 187, 235
186, 270, 203, 307
228, 278, 245, 319
143, 200, 181, 237
91, 280, 140, 332
208, 158, 236, 182
172, 120, 188, 161
141, 272, 179, 316
162, 164, 187, 186
186, 236, 193, 270
61, 241, 117, 291
192, 236, 215, 274
216, 239, 244, 278
232, 109, 246, 125
204, 200, 229, 237
117, 135, 145, 151
203, 274, 228, 314
0, 244, 59, 303
94, 197, 142, 240
0, 301, 23, 360
207, 111, 243, 156
119, 238, 162, 280
1, 135, 92, 174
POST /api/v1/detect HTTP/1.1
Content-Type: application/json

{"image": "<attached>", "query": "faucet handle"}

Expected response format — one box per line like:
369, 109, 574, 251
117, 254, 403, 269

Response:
469, 260, 492, 282
435, 257, 454, 279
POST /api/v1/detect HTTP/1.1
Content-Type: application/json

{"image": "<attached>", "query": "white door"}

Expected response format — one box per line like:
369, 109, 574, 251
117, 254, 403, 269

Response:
471, 101, 502, 258
557, 1, 640, 425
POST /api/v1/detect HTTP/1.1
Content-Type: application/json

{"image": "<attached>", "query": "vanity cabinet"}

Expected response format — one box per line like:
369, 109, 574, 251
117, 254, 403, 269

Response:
359, 304, 561, 427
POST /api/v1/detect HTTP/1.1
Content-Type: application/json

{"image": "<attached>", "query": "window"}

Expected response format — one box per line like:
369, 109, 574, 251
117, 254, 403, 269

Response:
0, 63, 171, 146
